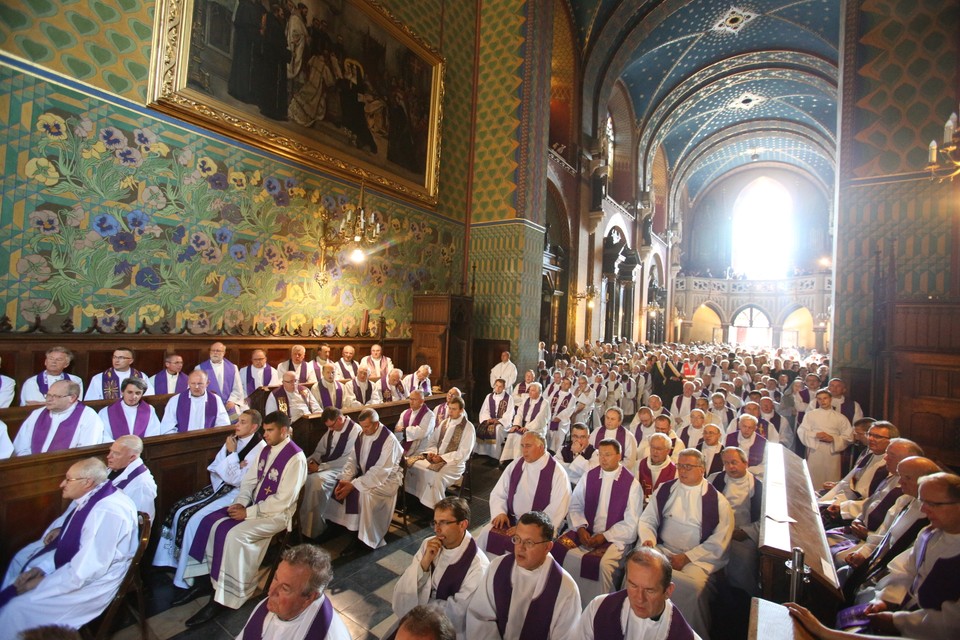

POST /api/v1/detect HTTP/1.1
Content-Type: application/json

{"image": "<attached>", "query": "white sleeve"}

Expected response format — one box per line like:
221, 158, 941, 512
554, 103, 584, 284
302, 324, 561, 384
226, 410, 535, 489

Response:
0, 376, 14, 408
84, 374, 104, 401
0, 419, 12, 459
568, 474, 588, 530
685, 492, 734, 570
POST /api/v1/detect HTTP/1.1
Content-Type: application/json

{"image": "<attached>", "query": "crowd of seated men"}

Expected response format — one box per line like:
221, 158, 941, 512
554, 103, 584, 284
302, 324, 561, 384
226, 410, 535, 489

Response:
2, 339, 958, 640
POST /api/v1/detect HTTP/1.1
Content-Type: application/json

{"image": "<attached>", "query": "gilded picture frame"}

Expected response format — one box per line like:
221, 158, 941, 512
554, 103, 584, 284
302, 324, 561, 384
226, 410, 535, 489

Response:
148, 0, 444, 206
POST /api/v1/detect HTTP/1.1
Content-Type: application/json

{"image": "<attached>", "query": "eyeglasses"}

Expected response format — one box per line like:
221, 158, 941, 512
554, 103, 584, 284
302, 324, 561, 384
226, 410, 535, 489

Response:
511, 536, 550, 550
676, 463, 703, 471
113, 355, 133, 360
920, 499, 960, 508
866, 432, 890, 440
63, 477, 88, 483
430, 519, 460, 528
45, 393, 72, 399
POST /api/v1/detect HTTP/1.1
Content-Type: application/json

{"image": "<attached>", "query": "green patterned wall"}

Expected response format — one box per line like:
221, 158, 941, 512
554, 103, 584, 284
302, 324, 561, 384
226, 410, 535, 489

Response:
0, 0, 154, 103
470, 220, 544, 353
0, 63, 463, 336
849, 0, 958, 178
833, 178, 954, 368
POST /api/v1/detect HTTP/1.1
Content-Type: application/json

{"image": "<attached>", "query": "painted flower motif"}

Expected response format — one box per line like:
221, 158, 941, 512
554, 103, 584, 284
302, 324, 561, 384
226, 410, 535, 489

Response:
93, 213, 121, 237
287, 313, 307, 331
228, 171, 247, 189
287, 284, 305, 303
250, 170, 262, 185
283, 242, 305, 261
208, 173, 228, 190
285, 177, 297, 190
114, 260, 134, 276
171, 225, 186, 244
134, 266, 162, 290
126, 209, 149, 233
321, 195, 336, 212
275, 279, 287, 294
37, 113, 68, 140
142, 224, 163, 237
74, 230, 101, 251
20, 297, 55, 322
138, 185, 167, 211
219, 203, 243, 224
133, 127, 158, 147
99, 126, 127, 149
223, 308, 244, 329
289, 186, 306, 199
139, 304, 164, 323
274, 191, 290, 207
390, 217, 402, 232
28, 209, 60, 235
109, 231, 137, 252
99, 306, 120, 331
81, 140, 107, 159
253, 257, 268, 273
64, 204, 85, 227
24, 157, 60, 186
177, 148, 194, 167
385, 293, 399, 310
196, 156, 218, 176
337, 194, 350, 208
200, 245, 223, 264
190, 232, 211, 250
341, 289, 355, 307
222, 276, 242, 297
142, 141, 170, 156
177, 246, 197, 263
214, 226, 233, 244
272, 256, 288, 273
188, 311, 212, 333
229, 244, 248, 262
310, 189, 321, 204
16, 254, 53, 282
73, 116, 94, 139
264, 177, 282, 195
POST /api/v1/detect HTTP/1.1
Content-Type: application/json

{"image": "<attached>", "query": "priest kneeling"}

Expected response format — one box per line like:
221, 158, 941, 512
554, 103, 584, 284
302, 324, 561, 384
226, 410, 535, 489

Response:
236, 544, 350, 639
552, 438, 641, 603
577, 547, 700, 639
184, 411, 307, 627
0, 457, 139, 635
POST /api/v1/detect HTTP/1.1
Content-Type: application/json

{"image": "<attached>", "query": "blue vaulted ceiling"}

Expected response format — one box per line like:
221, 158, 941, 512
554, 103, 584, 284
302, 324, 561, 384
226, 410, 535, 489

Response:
573, 0, 840, 205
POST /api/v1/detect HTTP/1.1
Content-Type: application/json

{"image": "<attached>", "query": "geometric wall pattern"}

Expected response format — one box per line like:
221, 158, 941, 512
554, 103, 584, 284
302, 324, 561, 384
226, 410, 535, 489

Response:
833, 178, 954, 369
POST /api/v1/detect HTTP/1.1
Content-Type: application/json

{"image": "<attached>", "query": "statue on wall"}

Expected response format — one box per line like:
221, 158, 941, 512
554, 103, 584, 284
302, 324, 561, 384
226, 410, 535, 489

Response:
641, 210, 653, 245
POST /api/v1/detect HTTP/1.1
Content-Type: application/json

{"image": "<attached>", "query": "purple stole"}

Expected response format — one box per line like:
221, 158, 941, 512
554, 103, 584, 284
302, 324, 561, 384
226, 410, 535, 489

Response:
680, 425, 702, 448
435, 402, 449, 423
910, 527, 960, 610
271, 387, 291, 416
591, 426, 627, 450
552, 467, 634, 580
154, 372, 188, 395
838, 399, 856, 423
380, 376, 400, 402
549, 393, 572, 431
55, 482, 118, 568
865, 485, 904, 531
244, 367, 272, 395
724, 432, 767, 466
101, 368, 144, 401
518, 397, 545, 427
639, 459, 676, 498
711, 473, 763, 522
107, 401, 152, 438
399, 405, 430, 453
487, 457, 558, 556
594, 591, 695, 640
493, 555, 563, 638
36, 372, 67, 395
319, 421, 354, 463
488, 393, 508, 419
516, 381, 529, 396
242, 596, 334, 640
338, 359, 358, 379
317, 382, 344, 409
434, 537, 479, 600
656, 479, 721, 543
287, 360, 308, 383
342, 427, 391, 514
174, 391, 219, 432
189, 439, 302, 578
797, 387, 814, 424
199, 360, 237, 401
352, 380, 372, 405
364, 356, 389, 379
114, 461, 149, 490
406, 375, 430, 396
30, 403, 85, 454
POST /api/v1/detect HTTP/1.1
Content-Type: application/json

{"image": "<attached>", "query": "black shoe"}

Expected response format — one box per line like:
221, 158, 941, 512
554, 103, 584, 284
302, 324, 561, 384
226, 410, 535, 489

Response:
171, 581, 212, 607
185, 599, 227, 627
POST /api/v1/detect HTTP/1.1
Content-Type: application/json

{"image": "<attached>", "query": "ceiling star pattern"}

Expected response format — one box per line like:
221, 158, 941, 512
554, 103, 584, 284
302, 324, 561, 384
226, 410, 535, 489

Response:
572, 0, 840, 204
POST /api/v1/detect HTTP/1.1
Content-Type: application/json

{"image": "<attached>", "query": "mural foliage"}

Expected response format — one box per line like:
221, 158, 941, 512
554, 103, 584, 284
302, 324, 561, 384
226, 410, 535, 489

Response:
4, 66, 461, 337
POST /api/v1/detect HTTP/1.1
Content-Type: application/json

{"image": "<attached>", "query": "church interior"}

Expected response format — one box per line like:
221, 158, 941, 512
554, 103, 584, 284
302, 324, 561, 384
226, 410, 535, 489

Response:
0, 0, 959, 638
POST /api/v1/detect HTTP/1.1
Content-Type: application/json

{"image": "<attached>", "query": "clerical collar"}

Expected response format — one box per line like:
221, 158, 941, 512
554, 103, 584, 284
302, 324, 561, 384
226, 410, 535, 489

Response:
51, 401, 79, 416
678, 480, 701, 492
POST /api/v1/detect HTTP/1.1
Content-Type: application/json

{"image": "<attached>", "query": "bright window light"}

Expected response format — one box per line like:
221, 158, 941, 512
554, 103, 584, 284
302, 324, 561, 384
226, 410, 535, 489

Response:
730, 176, 793, 279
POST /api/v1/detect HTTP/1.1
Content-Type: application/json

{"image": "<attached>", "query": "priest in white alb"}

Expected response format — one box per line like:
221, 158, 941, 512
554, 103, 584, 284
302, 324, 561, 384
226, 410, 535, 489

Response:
98, 378, 161, 442
301, 407, 361, 539
405, 396, 476, 509
153, 370, 230, 435
13, 380, 103, 456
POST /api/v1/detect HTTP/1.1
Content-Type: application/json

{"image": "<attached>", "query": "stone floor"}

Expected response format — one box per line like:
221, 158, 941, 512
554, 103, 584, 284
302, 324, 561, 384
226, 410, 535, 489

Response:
110, 455, 502, 640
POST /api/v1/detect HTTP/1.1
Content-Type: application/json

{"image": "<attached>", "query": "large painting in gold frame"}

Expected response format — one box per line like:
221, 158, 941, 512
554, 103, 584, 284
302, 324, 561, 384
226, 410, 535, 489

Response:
148, 0, 444, 206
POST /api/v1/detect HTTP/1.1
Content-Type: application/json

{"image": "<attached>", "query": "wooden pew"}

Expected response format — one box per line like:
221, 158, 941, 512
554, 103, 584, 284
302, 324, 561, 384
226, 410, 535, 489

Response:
759, 443, 843, 620
0, 393, 444, 570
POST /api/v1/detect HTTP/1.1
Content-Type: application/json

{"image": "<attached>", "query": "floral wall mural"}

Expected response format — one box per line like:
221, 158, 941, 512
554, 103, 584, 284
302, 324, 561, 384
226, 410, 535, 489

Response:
3, 64, 463, 338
